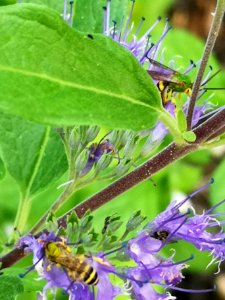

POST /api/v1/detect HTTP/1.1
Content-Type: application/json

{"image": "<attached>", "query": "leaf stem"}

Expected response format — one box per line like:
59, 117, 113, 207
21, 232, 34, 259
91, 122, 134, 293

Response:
13, 127, 51, 233
186, 0, 225, 130
29, 181, 76, 235
14, 195, 32, 233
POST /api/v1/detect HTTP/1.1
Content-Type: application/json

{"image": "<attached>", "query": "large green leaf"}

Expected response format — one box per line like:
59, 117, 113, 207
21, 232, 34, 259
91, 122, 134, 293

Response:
74, 0, 129, 33
0, 4, 162, 130
0, 275, 24, 300
22, 0, 64, 13
0, 112, 67, 195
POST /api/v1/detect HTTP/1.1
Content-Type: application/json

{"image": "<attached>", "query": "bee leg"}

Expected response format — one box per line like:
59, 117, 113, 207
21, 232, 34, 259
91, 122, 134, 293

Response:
161, 90, 168, 105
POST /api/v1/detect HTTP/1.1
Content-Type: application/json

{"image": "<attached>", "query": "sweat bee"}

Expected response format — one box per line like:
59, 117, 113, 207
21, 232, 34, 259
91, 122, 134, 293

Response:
147, 58, 221, 105
44, 240, 99, 286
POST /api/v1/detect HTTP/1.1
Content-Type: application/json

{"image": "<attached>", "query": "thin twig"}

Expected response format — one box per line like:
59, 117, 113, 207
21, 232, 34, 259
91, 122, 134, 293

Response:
186, 0, 225, 130
2, 106, 225, 269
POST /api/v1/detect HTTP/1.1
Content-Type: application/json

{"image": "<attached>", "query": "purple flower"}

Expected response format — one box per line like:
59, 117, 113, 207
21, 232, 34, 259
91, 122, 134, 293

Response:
19, 233, 121, 300
145, 179, 225, 264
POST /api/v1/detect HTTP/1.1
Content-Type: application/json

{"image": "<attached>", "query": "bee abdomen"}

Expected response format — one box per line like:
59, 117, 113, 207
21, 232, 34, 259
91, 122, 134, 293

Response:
75, 261, 99, 286
82, 266, 98, 285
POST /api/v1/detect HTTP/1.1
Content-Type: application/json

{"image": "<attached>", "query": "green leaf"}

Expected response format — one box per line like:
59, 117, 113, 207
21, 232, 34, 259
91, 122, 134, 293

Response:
0, 4, 162, 130
0, 275, 24, 300
22, 0, 64, 13
0, 112, 67, 195
3, 267, 45, 293
74, 0, 129, 33
74, 0, 105, 32
182, 131, 196, 142
176, 109, 187, 132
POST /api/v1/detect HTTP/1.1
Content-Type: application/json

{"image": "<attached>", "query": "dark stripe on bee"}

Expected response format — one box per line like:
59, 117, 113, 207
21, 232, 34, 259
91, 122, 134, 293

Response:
83, 266, 98, 285
77, 262, 98, 285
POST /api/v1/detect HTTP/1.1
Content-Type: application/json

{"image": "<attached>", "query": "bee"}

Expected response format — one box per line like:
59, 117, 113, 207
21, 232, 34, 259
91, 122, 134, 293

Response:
147, 58, 221, 104
150, 230, 169, 241
44, 240, 99, 286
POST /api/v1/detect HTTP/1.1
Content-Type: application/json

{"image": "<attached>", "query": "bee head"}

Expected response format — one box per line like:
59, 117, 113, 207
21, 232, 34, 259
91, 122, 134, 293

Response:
45, 242, 61, 258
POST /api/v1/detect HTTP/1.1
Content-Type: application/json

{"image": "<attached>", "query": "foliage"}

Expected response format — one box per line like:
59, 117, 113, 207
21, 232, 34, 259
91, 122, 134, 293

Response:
0, 0, 225, 299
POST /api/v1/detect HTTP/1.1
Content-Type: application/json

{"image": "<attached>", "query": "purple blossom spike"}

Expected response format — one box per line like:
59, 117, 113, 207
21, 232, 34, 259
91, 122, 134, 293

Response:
144, 180, 225, 264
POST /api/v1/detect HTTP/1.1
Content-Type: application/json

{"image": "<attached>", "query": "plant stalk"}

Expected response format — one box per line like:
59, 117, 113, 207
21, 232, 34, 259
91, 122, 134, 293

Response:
186, 0, 225, 130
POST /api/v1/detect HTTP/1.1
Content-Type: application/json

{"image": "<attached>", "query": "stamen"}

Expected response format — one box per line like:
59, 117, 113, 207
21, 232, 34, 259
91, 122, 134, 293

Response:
150, 19, 172, 60
206, 197, 225, 214
134, 17, 146, 37
160, 283, 215, 294
68, 1, 74, 26
201, 69, 222, 87
105, 0, 111, 36
201, 65, 213, 86
135, 16, 162, 52
103, 242, 127, 257
140, 42, 155, 64
112, 20, 117, 39
143, 34, 151, 55
63, 0, 67, 21
173, 179, 214, 211
184, 59, 197, 74
102, 6, 107, 34
114, 16, 124, 42
122, 0, 135, 42
154, 254, 194, 268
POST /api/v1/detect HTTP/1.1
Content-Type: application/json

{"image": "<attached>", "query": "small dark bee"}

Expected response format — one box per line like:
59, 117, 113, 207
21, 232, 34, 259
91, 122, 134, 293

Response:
44, 241, 98, 285
150, 230, 169, 241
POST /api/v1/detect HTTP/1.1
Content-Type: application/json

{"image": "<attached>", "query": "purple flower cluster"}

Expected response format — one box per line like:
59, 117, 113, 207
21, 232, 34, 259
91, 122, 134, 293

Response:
19, 180, 225, 299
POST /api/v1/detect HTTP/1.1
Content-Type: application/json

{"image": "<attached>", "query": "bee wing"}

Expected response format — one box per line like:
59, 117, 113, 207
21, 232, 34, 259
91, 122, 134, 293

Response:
148, 70, 180, 85
147, 58, 177, 73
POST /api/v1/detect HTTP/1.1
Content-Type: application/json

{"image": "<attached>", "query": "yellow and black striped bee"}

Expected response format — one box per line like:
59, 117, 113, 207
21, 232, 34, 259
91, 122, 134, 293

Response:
44, 240, 99, 286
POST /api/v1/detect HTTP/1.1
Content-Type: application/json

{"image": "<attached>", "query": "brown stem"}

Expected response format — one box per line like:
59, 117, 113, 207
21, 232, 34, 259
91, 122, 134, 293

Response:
1, 107, 225, 269
186, 0, 225, 130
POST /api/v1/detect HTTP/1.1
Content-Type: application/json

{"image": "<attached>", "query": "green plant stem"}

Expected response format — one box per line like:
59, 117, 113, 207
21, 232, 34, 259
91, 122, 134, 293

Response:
29, 181, 76, 235
14, 195, 32, 233
13, 126, 52, 233
186, 0, 225, 130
